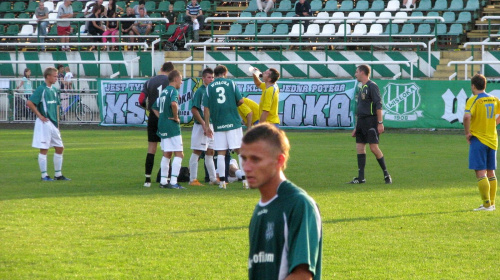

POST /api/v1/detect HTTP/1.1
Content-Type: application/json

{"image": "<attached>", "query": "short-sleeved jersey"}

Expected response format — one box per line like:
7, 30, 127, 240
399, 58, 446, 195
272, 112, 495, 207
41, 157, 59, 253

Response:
465, 92, 500, 150
142, 74, 170, 113
204, 78, 243, 132
29, 82, 60, 127
259, 83, 280, 124
191, 84, 206, 125
57, 4, 73, 27
355, 80, 382, 119
248, 180, 322, 280
238, 98, 260, 125
152, 86, 180, 139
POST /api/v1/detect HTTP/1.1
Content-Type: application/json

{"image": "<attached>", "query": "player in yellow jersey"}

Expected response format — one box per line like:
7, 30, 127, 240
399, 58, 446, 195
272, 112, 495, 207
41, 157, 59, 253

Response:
252, 68, 280, 126
464, 74, 500, 211
237, 97, 260, 129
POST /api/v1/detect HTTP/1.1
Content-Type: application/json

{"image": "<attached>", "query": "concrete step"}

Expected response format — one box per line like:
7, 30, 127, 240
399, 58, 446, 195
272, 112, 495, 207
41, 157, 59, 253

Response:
440, 51, 479, 60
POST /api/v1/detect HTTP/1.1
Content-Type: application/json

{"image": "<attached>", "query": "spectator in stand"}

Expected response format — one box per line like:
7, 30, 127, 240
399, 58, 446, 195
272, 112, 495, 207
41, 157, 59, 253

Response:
35, 1, 50, 51
121, 7, 136, 48
16, 68, 33, 94
257, 0, 276, 13
57, 0, 74, 51
294, 0, 311, 30
166, 4, 176, 29
57, 64, 66, 91
131, 7, 152, 42
403, 0, 414, 9
103, 10, 119, 48
88, 6, 106, 50
64, 66, 73, 92
107, 0, 124, 15
133, 0, 148, 16
186, 0, 204, 42
84, 0, 106, 33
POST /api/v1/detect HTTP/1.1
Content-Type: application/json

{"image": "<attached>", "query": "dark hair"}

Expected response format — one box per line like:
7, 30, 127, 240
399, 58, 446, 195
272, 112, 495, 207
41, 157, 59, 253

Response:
57, 64, 64, 70
202, 67, 214, 77
161, 62, 175, 73
168, 70, 181, 83
214, 65, 228, 77
139, 7, 144, 11
24, 68, 31, 77
357, 64, 371, 76
471, 74, 487, 91
268, 68, 280, 83
139, 0, 145, 5
242, 123, 290, 170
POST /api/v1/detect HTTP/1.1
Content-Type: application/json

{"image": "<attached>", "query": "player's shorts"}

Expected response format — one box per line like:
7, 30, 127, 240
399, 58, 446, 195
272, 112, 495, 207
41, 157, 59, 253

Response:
355, 116, 379, 144
213, 128, 243, 151
57, 26, 71, 36
160, 135, 183, 152
147, 113, 161, 142
469, 136, 497, 170
191, 123, 214, 151
32, 118, 64, 149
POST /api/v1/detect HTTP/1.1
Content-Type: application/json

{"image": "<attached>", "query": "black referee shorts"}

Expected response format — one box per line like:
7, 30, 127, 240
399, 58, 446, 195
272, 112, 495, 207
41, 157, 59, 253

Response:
147, 114, 161, 143
355, 116, 379, 144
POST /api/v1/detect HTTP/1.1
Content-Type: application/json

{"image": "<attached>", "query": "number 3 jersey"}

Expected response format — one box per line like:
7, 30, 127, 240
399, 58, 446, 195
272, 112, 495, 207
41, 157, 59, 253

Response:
465, 92, 500, 150
203, 77, 243, 132
248, 180, 322, 280
152, 85, 180, 139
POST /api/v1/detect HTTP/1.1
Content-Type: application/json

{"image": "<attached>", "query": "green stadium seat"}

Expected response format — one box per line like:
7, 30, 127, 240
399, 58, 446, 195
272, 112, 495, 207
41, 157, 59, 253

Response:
17, 13, 30, 19
255, 11, 267, 20
5, 24, 19, 36
447, 23, 463, 35
382, 23, 399, 35
432, 1, 447, 11
433, 23, 448, 35
415, 0, 431, 11
273, 23, 289, 35
424, 12, 440, 23
455, 12, 472, 24
258, 23, 274, 36
282, 11, 296, 24
172, 1, 185, 13
276, 0, 292, 12
399, 23, 415, 35
242, 23, 256, 36
338, 0, 353, 12
129, 1, 138, 9
322, 0, 338, 12
244, 0, 258, 12
226, 23, 242, 35
416, 24, 431, 35
145, 1, 156, 12
449, 0, 464, 11
150, 12, 162, 22
0, 24, 5, 36
157, 1, 170, 13
177, 12, 185, 23
199, 1, 212, 13
152, 24, 166, 35
72, 1, 83, 13
369, 0, 384, 12
165, 24, 178, 36
3, 13, 15, 19
464, 0, 480, 11
442, 12, 456, 23
116, 1, 127, 12
268, 12, 282, 24
11, 2, 25, 13
353, 0, 369, 12
409, 11, 423, 23
25, 1, 37, 13
310, 0, 323, 12
47, 26, 58, 36
239, 11, 253, 24
0, 2, 12, 13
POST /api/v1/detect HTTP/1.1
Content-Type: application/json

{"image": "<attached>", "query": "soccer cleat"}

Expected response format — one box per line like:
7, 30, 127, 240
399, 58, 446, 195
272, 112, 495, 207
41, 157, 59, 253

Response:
41, 176, 54, 181
143, 182, 151, 187
159, 183, 173, 189
219, 181, 227, 189
54, 175, 71, 181
189, 179, 204, 186
171, 183, 186, 189
209, 179, 220, 185
347, 177, 366, 184
242, 179, 249, 189
474, 205, 496, 211
384, 175, 392, 184
228, 176, 239, 183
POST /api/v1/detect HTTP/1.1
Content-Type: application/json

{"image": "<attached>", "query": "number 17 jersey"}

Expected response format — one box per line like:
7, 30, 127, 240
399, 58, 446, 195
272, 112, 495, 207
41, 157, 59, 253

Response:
465, 92, 500, 150
203, 77, 243, 132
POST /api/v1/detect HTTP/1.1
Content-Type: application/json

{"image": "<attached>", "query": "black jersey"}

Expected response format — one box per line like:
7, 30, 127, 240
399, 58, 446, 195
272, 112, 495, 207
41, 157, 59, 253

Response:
142, 75, 169, 113
355, 80, 382, 119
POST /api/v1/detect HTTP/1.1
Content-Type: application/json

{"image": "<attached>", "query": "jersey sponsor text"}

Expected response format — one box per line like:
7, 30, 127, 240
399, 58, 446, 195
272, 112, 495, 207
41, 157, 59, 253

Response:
248, 252, 275, 268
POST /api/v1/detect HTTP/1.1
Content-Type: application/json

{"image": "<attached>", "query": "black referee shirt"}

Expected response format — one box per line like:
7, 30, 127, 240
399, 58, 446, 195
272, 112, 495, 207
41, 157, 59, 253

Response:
355, 80, 382, 118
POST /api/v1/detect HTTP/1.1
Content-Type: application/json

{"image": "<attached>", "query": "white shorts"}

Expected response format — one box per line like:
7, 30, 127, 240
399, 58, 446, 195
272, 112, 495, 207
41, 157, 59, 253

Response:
32, 118, 64, 149
160, 135, 183, 152
191, 123, 214, 151
213, 128, 243, 151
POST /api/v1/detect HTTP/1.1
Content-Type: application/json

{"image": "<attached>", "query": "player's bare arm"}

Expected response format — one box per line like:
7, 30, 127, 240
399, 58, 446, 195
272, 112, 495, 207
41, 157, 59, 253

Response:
463, 113, 472, 144
252, 71, 262, 87
153, 109, 160, 118
284, 264, 313, 280
203, 107, 213, 138
169, 101, 180, 123
377, 109, 384, 134
260, 110, 270, 123
191, 106, 205, 128
26, 100, 48, 122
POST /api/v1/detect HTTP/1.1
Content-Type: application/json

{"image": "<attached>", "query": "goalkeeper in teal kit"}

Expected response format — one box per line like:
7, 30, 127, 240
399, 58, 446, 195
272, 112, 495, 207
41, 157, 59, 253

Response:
240, 123, 322, 280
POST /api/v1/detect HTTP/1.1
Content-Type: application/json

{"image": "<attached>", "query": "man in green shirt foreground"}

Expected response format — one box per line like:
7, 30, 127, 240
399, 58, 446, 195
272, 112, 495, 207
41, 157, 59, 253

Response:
241, 123, 322, 280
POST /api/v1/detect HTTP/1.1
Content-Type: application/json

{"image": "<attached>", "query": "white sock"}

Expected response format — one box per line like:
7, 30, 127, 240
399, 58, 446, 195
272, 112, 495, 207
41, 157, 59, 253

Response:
189, 153, 199, 182
38, 153, 48, 178
161, 156, 170, 185
170, 157, 183, 185
205, 155, 217, 182
238, 154, 246, 178
54, 153, 63, 177
217, 155, 225, 178
235, 170, 245, 180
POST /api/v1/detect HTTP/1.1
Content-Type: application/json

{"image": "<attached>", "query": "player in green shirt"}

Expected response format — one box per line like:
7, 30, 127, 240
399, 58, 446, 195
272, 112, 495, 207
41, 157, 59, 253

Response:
203, 65, 246, 189
27, 67, 70, 181
241, 123, 322, 280
152, 70, 185, 189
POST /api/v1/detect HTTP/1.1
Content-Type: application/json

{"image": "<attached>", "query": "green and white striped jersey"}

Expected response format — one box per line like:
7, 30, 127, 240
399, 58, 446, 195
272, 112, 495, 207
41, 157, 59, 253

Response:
203, 77, 243, 132
152, 85, 181, 139
29, 82, 60, 127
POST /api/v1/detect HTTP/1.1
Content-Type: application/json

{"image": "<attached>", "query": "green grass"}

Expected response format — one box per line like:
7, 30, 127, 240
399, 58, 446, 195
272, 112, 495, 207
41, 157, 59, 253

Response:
1, 127, 498, 279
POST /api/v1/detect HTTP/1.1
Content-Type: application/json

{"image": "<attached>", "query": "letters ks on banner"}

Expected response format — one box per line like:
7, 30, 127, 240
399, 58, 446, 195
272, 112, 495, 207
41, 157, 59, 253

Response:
97, 78, 500, 129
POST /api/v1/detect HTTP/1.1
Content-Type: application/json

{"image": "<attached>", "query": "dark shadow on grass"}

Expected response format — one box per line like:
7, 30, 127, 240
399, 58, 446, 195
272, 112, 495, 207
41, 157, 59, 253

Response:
324, 210, 471, 224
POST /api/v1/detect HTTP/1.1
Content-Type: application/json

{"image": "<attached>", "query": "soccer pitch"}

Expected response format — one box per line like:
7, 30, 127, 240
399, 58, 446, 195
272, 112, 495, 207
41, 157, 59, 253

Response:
1, 127, 498, 279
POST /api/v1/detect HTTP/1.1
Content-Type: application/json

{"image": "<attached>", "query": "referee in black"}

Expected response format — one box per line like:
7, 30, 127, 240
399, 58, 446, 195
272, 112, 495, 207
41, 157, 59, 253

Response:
348, 64, 392, 184
139, 62, 174, 187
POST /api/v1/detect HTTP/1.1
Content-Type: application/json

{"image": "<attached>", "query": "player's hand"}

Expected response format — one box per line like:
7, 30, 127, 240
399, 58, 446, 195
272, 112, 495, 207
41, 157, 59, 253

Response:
205, 127, 213, 138
351, 128, 356, 137
466, 133, 472, 144
40, 116, 49, 123
378, 123, 384, 134
169, 117, 180, 123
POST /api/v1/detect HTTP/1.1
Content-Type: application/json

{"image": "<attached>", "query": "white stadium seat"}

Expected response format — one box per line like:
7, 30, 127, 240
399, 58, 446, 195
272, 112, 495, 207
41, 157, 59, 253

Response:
330, 12, 345, 24
18, 25, 34, 36
351, 24, 367, 35
346, 12, 361, 23
288, 24, 305, 36
385, 0, 400, 11
304, 24, 320, 35
361, 12, 376, 23
336, 24, 352, 35
377, 12, 392, 23
368, 24, 384, 35
314, 12, 330, 23
320, 24, 336, 35
393, 12, 408, 23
